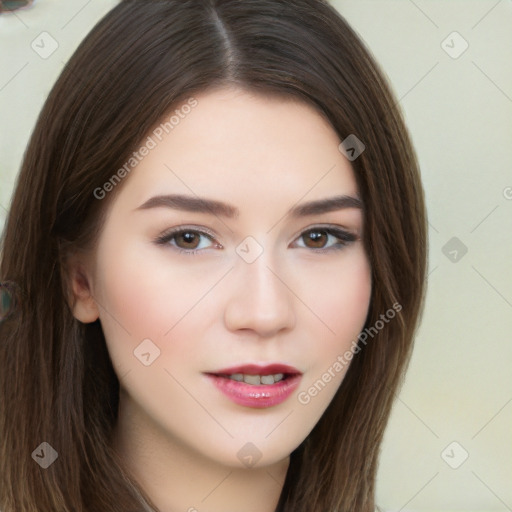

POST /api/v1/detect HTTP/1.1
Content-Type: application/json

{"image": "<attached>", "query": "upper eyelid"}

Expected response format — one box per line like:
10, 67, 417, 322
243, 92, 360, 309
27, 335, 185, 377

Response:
159, 225, 217, 242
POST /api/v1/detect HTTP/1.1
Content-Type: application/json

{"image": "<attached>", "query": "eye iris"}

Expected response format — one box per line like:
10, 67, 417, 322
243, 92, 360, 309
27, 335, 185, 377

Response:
177, 231, 200, 249
305, 230, 327, 248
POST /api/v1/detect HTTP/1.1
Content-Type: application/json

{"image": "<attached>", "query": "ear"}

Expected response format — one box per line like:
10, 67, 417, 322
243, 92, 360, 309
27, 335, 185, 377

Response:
65, 254, 100, 324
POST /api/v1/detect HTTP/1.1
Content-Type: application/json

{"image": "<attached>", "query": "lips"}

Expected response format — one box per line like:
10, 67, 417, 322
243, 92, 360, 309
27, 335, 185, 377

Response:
209, 363, 301, 375
204, 363, 302, 408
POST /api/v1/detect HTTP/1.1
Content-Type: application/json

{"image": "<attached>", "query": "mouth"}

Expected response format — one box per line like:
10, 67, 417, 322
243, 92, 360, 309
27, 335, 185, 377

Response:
204, 363, 302, 408
206, 363, 301, 383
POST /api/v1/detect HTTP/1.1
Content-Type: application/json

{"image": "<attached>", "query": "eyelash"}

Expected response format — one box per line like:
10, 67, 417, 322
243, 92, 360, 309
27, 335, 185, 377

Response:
153, 225, 358, 256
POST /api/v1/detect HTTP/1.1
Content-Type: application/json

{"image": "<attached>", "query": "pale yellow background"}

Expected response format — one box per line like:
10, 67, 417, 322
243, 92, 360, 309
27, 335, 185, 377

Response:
1, 1, 511, 511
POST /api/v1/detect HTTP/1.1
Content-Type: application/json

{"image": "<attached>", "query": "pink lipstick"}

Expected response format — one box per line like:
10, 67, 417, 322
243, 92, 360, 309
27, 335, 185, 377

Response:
204, 363, 302, 408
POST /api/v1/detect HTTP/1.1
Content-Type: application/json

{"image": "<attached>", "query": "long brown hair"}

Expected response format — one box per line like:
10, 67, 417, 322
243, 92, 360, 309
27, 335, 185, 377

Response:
0, 1, 427, 510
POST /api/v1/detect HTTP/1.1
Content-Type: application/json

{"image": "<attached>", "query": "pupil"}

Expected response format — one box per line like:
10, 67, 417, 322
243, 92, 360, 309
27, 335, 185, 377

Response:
180, 232, 198, 248
307, 230, 326, 248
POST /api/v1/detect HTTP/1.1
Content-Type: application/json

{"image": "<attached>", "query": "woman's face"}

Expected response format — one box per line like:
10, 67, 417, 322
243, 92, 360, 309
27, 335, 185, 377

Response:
77, 87, 371, 469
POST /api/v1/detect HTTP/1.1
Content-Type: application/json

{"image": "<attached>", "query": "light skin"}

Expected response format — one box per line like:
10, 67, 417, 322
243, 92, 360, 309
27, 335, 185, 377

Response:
69, 87, 372, 512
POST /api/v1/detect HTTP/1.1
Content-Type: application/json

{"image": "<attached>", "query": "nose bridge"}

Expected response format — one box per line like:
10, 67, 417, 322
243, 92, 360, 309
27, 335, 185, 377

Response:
223, 242, 296, 335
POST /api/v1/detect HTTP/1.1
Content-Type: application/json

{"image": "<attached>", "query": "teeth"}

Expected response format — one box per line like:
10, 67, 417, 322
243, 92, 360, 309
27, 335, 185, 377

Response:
260, 375, 275, 385
244, 374, 261, 385
226, 373, 285, 385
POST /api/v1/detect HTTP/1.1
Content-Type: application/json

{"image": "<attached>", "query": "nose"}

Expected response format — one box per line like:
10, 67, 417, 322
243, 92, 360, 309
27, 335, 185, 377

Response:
223, 250, 296, 337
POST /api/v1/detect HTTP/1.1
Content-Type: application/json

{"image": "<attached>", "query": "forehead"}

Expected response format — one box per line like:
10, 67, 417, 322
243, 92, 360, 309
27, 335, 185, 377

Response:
118, 87, 359, 208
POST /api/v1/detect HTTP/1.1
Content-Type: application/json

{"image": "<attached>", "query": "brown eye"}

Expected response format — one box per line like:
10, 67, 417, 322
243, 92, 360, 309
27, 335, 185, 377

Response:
302, 229, 329, 249
174, 231, 201, 249
154, 228, 217, 254
293, 226, 357, 251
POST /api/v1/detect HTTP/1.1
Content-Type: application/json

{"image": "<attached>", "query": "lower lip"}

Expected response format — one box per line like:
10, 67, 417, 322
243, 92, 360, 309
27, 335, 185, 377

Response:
205, 374, 302, 408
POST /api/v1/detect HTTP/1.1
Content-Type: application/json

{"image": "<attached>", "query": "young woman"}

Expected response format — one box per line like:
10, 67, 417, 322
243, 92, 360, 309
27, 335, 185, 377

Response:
0, 1, 427, 511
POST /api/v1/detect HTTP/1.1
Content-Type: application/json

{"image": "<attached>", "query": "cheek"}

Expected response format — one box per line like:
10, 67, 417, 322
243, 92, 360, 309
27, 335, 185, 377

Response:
331, 260, 372, 337
298, 248, 372, 344
292, 250, 371, 421
92, 238, 225, 371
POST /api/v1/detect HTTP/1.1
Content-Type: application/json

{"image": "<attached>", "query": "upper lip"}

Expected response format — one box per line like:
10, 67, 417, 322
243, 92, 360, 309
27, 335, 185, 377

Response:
206, 363, 302, 376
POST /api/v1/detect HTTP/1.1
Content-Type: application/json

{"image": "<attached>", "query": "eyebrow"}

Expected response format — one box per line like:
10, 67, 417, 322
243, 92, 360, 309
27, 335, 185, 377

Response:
135, 193, 363, 218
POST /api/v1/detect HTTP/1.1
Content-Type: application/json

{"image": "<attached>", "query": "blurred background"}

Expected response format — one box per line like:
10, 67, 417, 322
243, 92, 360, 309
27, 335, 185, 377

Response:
1, 1, 511, 510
